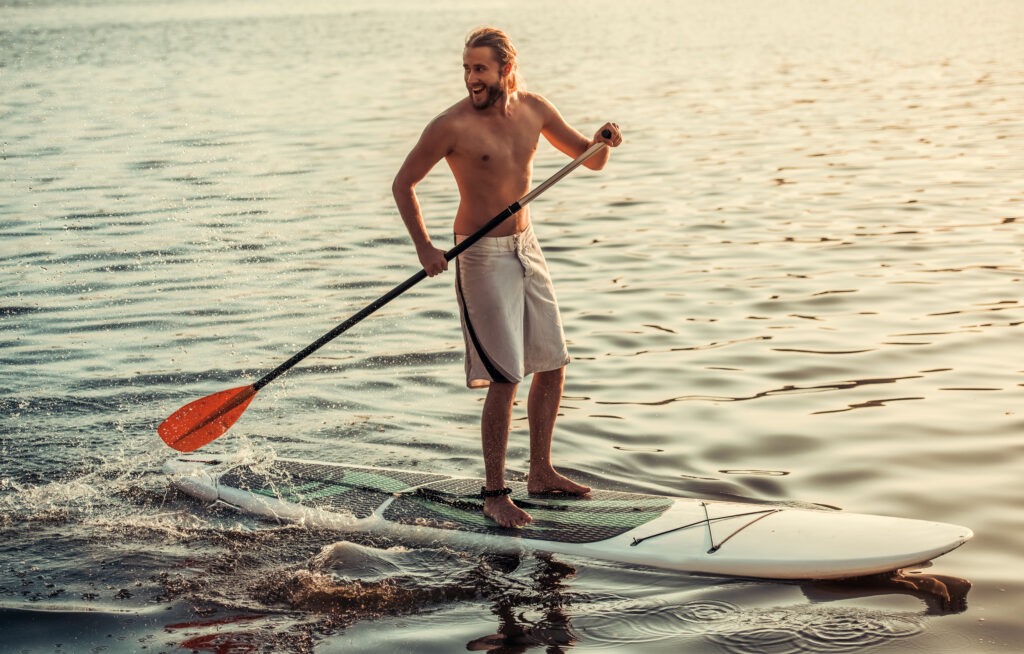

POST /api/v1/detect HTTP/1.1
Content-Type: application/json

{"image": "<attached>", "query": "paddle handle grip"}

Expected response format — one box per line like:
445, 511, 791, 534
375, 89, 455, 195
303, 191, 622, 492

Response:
252, 134, 611, 391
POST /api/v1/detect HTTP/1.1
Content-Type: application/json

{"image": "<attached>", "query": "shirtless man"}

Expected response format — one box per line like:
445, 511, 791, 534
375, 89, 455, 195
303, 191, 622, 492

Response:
392, 27, 622, 528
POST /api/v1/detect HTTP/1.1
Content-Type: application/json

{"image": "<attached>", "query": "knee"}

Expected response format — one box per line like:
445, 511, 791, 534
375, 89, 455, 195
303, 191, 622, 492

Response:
535, 367, 565, 383
488, 381, 519, 399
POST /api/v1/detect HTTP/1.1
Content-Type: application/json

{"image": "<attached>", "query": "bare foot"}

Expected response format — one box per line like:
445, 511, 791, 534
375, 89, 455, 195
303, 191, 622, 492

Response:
483, 495, 533, 528
527, 465, 591, 495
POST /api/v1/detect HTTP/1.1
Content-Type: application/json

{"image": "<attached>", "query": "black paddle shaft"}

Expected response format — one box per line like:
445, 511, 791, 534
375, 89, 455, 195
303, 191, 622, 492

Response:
252, 132, 611, 392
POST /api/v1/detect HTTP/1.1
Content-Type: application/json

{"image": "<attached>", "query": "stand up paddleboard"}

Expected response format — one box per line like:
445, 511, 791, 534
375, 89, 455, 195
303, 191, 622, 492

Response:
164, 457, 971, 581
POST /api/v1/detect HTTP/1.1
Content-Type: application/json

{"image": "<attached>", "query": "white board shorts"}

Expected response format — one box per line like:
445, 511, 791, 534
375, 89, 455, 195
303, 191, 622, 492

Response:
454, 224, 570, 389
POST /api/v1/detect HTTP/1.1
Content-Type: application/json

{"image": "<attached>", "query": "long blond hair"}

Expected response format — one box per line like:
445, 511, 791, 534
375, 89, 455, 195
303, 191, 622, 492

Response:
465, 27, 523, 94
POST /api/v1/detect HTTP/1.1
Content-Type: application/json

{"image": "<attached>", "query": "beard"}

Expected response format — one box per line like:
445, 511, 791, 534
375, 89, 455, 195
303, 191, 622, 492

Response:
469, 81, 505, 111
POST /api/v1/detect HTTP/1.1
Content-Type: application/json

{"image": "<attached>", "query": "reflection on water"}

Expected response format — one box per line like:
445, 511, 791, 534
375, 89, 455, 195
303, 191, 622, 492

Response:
806, 570, 972, 616
166, 615, 265, 654
466, 557, 578, 654
156, 534, 970, 654
286, 548, 582, 653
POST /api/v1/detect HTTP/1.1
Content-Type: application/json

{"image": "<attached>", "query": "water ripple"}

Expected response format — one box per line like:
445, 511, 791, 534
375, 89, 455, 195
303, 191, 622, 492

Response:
579, 600, 740, 645
707, 606, 923, 654
595, 375, 922, 407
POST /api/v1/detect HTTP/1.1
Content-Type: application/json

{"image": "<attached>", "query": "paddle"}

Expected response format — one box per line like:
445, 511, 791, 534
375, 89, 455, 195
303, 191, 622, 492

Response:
159, 133, 611, 452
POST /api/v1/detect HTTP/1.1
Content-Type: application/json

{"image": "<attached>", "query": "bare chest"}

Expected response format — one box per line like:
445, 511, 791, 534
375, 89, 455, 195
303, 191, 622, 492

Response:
448, 112, 544, 178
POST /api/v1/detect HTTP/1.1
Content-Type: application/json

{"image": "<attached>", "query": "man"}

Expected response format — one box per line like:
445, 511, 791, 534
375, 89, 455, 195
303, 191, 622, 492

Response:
393, 27, 621, 528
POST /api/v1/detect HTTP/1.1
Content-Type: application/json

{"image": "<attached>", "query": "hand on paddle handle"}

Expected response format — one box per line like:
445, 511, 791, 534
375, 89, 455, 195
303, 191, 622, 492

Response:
595, 123, 622, 148
417, 242, 448, 277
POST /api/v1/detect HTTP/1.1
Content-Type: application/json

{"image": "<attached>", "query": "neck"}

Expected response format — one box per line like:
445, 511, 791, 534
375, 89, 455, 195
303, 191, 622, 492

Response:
498, 89, 514, 115
485, 89, 515, 116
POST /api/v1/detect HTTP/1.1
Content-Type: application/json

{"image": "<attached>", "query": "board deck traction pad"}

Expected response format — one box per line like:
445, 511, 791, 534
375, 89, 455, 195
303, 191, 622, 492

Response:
216, 459, 675, 544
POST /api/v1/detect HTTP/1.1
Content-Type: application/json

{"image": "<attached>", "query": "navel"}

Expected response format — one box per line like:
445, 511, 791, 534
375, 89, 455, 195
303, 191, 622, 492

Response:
481, 154, 490, 162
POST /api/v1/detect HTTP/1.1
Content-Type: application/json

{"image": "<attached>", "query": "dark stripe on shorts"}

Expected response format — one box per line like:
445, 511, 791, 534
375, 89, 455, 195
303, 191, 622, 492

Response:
455, 256, 512, 384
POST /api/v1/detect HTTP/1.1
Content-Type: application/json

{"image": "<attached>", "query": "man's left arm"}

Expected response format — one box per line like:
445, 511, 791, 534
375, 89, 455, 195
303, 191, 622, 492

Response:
536, 95, 621, 170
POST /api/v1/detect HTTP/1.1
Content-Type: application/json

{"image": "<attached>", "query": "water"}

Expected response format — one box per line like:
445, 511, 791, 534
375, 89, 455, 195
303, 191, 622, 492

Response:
2, 0, 1022, 651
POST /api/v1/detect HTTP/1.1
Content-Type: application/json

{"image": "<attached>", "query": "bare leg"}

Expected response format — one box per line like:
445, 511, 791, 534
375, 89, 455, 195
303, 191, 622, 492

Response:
526, 367, 591, 495
481, 381, 532, 528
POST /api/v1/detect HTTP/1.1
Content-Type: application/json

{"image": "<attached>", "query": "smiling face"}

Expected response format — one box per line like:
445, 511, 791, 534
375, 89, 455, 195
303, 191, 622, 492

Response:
463, 46, 507, 111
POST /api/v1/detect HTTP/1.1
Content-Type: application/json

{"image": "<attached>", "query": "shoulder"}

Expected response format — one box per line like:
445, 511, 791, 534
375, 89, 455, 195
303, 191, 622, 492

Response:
518, 91, 561, 123
518, 91, 555, 113
416, 100, 471, 152
426, 101, 464, 135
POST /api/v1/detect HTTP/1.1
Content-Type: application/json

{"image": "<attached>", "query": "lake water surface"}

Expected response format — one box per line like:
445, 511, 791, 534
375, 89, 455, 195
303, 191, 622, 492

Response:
2, 1, 1023, 652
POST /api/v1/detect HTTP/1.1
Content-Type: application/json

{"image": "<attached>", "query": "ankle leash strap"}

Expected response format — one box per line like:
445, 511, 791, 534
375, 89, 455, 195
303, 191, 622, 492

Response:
480, 486, 512, 498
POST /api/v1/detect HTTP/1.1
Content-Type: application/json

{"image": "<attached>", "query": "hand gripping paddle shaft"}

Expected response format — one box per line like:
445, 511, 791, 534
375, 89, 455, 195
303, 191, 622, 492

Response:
159, 133, 611, 452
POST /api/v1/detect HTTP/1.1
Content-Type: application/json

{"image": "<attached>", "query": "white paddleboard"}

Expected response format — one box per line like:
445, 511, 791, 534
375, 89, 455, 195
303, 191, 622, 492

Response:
164, 457, 972, 581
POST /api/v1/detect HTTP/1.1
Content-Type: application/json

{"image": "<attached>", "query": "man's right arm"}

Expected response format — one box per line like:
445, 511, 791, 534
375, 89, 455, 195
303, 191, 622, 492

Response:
393, 118, 454, 277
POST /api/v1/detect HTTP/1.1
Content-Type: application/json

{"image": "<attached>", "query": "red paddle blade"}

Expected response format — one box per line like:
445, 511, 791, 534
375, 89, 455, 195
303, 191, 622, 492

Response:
159, 385, 257, 453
